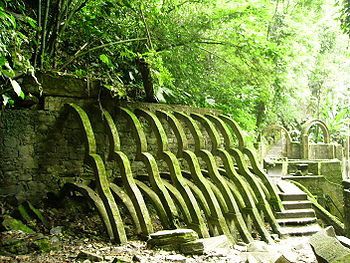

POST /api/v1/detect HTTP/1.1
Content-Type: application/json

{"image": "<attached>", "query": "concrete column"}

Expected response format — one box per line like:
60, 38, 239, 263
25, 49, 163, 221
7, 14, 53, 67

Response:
343, 180, 350, 237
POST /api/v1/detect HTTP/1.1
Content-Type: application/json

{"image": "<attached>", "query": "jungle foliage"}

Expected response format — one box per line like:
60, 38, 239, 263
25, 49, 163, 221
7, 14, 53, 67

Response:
1, 0, 350, 136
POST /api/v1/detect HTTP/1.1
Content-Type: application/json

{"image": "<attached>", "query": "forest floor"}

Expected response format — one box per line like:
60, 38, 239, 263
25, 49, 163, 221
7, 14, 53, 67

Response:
0, 230, 317, 263
0, 203, 317, 262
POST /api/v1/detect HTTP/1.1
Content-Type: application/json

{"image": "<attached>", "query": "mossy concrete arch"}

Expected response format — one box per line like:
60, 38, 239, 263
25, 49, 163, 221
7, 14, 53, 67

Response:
156, 110, 235, 243
102, 109, 153, 236
217, 115, 245, 150
301, 119, 331, 159
262, 124, 292, 157
64, 104, 127, 244
189, 113, 276, 242
134, 108, 209, 238
116, 107, 179, 224
174, 111, 255, 243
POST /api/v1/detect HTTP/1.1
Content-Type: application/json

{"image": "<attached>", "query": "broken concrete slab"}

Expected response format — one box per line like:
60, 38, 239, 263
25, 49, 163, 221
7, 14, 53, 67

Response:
77, 250, 103, 262
149, 229, 198, 240
247, 241, 269, 252
147, 229, 198, 250
309, 227, 350, 262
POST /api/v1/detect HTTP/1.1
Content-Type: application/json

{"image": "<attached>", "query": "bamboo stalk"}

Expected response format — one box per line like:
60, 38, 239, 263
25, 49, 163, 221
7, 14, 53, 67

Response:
48, 0, 63, 65
140, 3, 154, 50
39, 0, 51, 69
59, 0, 89, 36
33, 0, 42, 67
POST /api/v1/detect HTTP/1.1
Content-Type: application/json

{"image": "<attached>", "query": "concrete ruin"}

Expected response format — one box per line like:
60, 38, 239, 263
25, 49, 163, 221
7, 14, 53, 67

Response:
1, 73, 349, 247
260, 120, 345, 221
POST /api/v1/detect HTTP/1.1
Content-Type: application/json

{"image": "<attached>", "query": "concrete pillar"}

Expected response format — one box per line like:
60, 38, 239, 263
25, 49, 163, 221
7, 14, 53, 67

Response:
343, 180, 350, 237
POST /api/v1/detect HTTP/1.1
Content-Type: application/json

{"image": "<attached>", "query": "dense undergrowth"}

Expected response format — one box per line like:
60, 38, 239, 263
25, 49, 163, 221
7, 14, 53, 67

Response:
1, 0, 350, 136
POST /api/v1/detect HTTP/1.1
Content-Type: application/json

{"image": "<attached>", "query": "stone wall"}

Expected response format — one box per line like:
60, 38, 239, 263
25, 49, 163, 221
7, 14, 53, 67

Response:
288, 142, 301, 159
308, 144, 335, 160
0, 85, 224, 206
287, 176, 344, 219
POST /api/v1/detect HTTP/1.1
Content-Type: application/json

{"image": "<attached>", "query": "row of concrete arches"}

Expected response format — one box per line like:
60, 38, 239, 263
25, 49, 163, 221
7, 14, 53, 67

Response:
262, 120, 334, 160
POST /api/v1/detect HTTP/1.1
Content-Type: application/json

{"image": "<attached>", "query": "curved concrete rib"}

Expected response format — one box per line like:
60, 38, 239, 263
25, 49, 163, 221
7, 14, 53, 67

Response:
174, 111, 252, 243
156, 110, 234, 243
228, 148, 281, 235
181, 175, 218, 236
110, 183, 142, 235
65, 103, 127, 244
134, 179, 171, 228
118, 107, 178, 224
155, 110, 188, 157
206, 114, 282, 234
66, 103, 97, 153
134, 108, 209, 238
87, 154, 127, 244
103, 110, 153, 236
60, 182, 115, 241
243, 147, 283, 211
218, 115, 245, 150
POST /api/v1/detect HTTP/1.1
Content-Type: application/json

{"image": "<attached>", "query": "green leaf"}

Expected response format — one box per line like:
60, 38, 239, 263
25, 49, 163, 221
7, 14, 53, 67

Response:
19, 90, 25, 100
25, 17, 37, 28
99, 54, 113, 68
0, 56, 6, 67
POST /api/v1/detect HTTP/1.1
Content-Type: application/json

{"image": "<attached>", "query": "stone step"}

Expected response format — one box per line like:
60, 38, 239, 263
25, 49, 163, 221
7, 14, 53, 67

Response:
276, 208, 315, 219
279, 193, 308, 201
278, 180, 306, 195
277, 217, 317, 225
282, 200, 312, 210
279, 224, 322, 236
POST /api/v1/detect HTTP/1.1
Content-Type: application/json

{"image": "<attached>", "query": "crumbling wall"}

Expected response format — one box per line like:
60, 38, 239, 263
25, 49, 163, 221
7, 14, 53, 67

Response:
0, 74, 222, 206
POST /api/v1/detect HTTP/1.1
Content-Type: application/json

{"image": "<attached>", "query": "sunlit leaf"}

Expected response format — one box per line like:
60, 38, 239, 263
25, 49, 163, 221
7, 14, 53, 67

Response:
2, 94, 9, 106
10, 79, 22, 97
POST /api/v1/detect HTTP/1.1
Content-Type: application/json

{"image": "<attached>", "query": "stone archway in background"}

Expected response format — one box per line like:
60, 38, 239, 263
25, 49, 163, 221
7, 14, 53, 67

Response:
301, 119, 330, 159
263, 124, 292, 158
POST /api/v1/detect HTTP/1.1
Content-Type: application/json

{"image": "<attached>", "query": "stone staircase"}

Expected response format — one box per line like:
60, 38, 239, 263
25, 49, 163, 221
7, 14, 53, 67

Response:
276, 180, 322, 236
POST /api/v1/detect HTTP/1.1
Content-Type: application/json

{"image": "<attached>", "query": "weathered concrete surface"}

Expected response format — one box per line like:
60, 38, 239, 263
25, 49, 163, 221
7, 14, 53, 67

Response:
309, 227, 350, 262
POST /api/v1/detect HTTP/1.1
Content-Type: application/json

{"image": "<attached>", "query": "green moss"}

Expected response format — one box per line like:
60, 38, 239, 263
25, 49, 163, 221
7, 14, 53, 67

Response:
33, 238, 51, 253
2, 215, 34, 234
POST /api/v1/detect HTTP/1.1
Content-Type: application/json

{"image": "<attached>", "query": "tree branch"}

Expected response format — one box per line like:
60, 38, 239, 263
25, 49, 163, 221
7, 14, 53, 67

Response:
59, 38, 148, 70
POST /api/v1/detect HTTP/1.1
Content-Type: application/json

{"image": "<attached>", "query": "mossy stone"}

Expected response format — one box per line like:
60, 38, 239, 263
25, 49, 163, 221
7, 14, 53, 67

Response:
2, 215, 34, 234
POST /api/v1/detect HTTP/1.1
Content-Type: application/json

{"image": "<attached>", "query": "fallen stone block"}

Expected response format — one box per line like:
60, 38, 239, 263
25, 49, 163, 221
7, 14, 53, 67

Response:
165, 254, 187, 263
309, 226, 350, 262
147, 229, 198, 250
180, 240, 204, 255
77, 250, 103, 262
181, 235, 230, 255
149, 229, 198, 241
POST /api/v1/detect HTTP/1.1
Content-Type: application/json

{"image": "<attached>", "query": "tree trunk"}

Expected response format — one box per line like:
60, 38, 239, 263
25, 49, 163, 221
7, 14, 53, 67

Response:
136, 58, 157, 103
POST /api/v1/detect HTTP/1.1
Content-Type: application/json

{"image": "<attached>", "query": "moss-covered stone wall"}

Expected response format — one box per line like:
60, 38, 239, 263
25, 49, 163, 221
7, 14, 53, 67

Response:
0, 99, 221, 206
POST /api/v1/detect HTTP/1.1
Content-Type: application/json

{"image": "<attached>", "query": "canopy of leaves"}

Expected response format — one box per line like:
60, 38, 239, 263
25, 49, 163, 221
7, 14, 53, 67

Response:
1, 0, 349, 138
